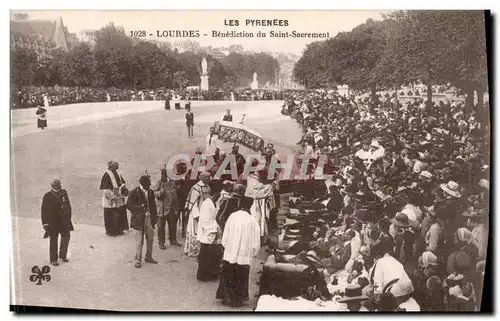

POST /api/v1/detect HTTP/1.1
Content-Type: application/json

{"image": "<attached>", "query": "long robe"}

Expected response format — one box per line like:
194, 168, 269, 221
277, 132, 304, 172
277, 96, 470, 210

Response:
216, 210, 260, 306
183, 180, 210, 257
100, 170, 128, 234
245, 173, 276, 238
197, 198, 222, 281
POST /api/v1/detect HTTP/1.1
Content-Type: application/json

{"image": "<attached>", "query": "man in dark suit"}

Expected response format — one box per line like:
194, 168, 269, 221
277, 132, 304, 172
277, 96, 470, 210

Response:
186, 108, 194, 138
126, 175, 158, 268
41, 179, 74, 266
223, 109, 233, 122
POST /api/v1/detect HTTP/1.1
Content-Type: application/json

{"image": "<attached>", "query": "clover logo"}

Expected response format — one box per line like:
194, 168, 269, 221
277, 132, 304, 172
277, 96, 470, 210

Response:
29, 265, 51, 285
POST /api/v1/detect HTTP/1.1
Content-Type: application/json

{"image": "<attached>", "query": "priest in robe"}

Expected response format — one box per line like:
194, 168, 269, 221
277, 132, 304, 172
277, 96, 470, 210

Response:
100, 160, 129, 236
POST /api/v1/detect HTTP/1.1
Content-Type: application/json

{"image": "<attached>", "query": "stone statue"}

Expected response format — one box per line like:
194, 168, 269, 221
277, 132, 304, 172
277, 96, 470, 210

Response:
251, 72, 258, 90
202, 58, 208, 75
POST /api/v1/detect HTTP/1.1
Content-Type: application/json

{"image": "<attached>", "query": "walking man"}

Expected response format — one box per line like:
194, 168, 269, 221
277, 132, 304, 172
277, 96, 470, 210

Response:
153, 167, 181, 249
126, 175, 158, 268
186, 107, 195, 138
41, 179, 74, 266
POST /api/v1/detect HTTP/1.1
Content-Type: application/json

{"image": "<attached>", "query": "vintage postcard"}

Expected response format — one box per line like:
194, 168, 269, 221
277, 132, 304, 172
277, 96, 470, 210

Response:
10, 10, 490, 312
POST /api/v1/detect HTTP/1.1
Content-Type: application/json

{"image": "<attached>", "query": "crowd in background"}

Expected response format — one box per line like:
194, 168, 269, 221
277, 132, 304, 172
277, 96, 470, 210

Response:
270, 90, 489, 311
11, 88, 301, 109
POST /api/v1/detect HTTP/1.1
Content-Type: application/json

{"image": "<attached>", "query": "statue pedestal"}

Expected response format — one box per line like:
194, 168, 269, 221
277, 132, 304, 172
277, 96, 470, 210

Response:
200, 75, 209, 91
251, 81, 259, 90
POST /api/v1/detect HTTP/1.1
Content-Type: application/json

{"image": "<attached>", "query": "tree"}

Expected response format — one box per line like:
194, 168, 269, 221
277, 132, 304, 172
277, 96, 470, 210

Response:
293, 41, 334, 89
221, 52, 280, 88
65, 44, 93, 87
173, 71, 188, 90
10, 47, 38, 89
93, 23, 134, 88
131, 41, 171, 89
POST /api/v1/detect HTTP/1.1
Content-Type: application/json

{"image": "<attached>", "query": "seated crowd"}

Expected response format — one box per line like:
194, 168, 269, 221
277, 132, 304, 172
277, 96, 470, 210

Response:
262, 90, 489, 311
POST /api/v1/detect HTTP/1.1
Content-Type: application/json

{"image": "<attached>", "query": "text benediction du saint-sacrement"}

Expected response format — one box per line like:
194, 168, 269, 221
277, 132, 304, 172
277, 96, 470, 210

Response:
129, 19, 330, 39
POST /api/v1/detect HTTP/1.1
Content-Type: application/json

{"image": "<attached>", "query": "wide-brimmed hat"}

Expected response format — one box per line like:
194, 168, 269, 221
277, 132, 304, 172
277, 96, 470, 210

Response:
305, 250, 321, 265
419, 171, 433, 179
391, 212, 410, 228
421, 251, 438, 268
440, 181, 462, 198
338, 284, 369, 303
388, 278, 415, 298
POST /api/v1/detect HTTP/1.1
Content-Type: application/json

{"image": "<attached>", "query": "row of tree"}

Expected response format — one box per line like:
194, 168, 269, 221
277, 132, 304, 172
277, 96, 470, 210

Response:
11, 23, 280, 91
292, 11, 489, 108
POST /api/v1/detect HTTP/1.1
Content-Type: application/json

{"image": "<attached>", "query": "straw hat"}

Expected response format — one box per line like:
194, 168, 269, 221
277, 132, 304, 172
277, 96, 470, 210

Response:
421, 251, 438, 268
419, 171, 433, 179
338, 284, 369, 303
388, 278, 414, 298
391, 212, 410, 228
440, 181, 462, 198
305, 250, 321, 265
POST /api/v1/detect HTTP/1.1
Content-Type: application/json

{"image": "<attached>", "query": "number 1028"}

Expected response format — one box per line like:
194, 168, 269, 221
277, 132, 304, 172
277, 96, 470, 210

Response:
130, 30, 147, 38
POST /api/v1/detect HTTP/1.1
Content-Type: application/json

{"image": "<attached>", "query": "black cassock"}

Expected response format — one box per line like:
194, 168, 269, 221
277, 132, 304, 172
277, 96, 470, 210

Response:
100, 171, 129, 235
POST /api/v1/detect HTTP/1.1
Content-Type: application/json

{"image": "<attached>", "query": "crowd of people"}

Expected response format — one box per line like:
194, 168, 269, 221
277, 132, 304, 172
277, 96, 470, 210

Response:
36, 84, 489, 311
12, 87, 298, 109
259, 90, 489, 311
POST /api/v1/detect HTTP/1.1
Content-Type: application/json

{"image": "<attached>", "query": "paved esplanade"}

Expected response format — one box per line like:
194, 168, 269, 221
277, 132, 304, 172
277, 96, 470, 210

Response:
10, 100, 301, 311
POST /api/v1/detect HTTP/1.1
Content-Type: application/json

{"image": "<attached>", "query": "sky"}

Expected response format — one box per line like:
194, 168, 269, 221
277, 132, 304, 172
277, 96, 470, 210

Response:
11, 10, 389, 55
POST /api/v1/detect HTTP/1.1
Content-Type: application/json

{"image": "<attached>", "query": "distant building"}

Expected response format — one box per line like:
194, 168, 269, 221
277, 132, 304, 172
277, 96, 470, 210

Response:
210, 49, 226, 60
10, 16, 77, 57
79, 29, 98, 44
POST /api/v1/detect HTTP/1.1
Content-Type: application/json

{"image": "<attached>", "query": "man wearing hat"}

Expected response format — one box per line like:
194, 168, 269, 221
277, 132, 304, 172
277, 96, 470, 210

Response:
338, 284, 369, 311
417, 171, 434, 206
369, 140, 385, 165
41, 179, 74, 266
126, 175, 158, 268
185, 107, 195, 138
153, 167, 181, 249
386, 278, 420, 311
355, 139, 372, 168
440, 180, 462, 200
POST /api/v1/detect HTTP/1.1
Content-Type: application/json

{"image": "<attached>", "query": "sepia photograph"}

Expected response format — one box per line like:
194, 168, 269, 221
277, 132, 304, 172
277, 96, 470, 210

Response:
9, 9, 491, 312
